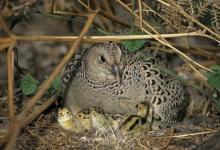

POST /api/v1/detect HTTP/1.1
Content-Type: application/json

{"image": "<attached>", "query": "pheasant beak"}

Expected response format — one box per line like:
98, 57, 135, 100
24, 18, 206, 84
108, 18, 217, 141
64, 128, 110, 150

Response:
111, 65, 121, 83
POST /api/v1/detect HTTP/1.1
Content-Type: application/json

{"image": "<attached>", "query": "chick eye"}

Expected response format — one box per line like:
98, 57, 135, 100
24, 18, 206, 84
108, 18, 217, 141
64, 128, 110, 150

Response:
98, 55, 106, 64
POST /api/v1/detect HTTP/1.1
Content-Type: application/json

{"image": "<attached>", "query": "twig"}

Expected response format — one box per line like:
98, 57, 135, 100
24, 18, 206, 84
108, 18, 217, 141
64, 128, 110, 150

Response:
93, 0, 109, 31
78, 0, 130, 28
159, 128, 174, 150
187, 62, 207, 81
149, 129, 218, 139
187, 48, 217, 58
0, 129, 8, 145
102, 0, 113, 16
22, 93, 59, 127
0, 16, 15, 38
176, 60, 217, 72
0, 42, 13, 53
172, 130, 218, 138
156, 0, 171, 7
0, 32, 219, 43
6, 42, 16, 124
138, 0, 143, 30
141, 2, 179, 31
11, 0, 36, 12
116, 0, 160, 34
3, 93, 58, 150
4, 125, 20, 150
27, 130, 50, 146
136, 140, 150, 150
144, 128, 174, 150
53, 0, 87, 17
98, 10, 130, 28
53, 11, 88, 17
78, 0, 92, 11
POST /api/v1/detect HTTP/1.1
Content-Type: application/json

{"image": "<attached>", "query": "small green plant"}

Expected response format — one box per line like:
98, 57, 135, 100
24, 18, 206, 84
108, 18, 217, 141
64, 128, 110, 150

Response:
51, 76, 62, 92
19, 73, 39, 96
207, 65, 220, 111
47, 75, 62, 95
19, 74, 62, 96
122, 31, 147, 52
121, 0, 147, 53
43, 75, 62, 96
122, 39, 147, 52
207, 65, 220, 89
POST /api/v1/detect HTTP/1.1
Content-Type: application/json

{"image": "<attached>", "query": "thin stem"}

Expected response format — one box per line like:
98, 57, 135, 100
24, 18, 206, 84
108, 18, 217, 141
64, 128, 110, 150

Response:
0, 32, 218, 43
6, 42, 16, 123
138, 0, 143, 30
131, 0, 135, 32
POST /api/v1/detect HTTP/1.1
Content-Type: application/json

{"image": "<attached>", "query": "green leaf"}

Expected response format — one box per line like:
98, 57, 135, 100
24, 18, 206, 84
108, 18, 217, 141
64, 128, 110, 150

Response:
207, 65, 220, 89
21, 84, 38, 96
52, 76, 61, 92
207, 73, 220, 89
210, 65, 220, 73
216, 100, 220, 111
20, 74, 39, 95
121, 30, 147, 52
122, 39, 146, 52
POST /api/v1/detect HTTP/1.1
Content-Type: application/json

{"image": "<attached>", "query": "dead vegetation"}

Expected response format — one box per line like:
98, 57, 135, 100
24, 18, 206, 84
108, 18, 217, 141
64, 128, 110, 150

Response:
0, 0, 220, 149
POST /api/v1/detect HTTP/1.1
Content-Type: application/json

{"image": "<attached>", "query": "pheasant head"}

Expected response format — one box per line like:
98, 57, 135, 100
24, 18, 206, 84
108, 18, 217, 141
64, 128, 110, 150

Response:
85, 42, 124, 82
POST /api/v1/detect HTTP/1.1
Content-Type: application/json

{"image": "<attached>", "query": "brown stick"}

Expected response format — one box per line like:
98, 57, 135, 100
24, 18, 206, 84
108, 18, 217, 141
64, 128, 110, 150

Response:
0, 32, 218, 43
0, 16, 15, 38
78, 0, 130, 28
6, 42, 16, 123
4, 124, 20, 150
22, 93, 59, 127
98, 10, 130, 28
3, 93, 58, 150
93, 0, 109, 30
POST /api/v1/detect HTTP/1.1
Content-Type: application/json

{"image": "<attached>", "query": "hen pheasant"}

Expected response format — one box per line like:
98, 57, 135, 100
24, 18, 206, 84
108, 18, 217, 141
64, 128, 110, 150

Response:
61, 41, 188, 129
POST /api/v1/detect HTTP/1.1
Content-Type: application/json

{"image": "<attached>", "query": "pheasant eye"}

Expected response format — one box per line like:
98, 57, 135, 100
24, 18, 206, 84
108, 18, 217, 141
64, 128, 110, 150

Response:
98, 55, 106, 64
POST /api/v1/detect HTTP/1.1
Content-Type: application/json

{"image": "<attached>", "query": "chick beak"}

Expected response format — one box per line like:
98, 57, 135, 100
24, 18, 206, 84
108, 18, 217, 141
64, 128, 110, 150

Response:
111, 65, 121, 83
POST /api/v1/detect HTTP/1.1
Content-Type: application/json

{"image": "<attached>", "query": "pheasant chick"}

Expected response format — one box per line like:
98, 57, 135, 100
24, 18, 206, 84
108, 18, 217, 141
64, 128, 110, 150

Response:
91, 106, 108, 131
75, 108, 92, 131
58, 107, 75, 131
